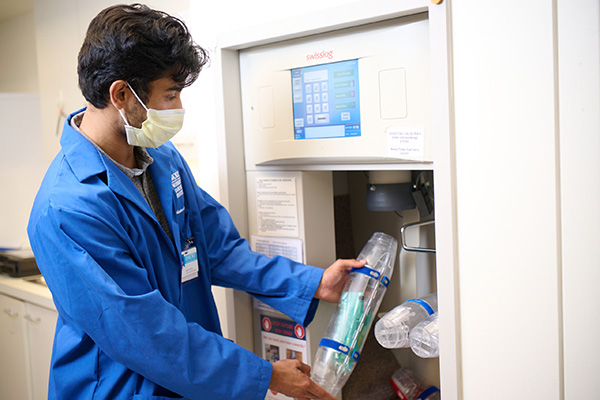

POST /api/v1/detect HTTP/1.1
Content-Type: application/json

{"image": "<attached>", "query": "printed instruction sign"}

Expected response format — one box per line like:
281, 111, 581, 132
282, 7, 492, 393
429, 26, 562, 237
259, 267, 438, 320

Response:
255, 177, 299, 236
251, 235, 304, 313
387, 126, 425, 160
261, 314, 308, 400
251, 235, 304, 263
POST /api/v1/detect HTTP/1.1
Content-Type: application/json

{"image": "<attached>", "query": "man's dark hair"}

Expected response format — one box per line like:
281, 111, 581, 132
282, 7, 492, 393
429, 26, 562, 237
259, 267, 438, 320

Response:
78, 3, 208, 108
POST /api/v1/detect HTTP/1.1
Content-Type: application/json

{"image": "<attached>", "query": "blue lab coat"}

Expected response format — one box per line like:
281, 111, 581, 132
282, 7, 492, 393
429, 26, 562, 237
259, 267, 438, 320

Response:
27, 109, 324, 400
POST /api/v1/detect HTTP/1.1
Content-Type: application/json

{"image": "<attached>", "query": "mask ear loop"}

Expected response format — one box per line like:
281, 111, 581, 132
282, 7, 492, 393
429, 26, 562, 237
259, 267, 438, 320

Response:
125, 82, 149, 112
119, 82, 148, 127
118, 109, 131, 125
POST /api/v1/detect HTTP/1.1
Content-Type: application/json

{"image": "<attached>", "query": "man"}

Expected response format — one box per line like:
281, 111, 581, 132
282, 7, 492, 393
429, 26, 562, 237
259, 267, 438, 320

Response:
28, 4, 365, 400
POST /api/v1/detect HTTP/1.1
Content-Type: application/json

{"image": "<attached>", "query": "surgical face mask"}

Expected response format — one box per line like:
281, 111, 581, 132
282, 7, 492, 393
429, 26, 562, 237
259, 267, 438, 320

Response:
118, 84, 185, 148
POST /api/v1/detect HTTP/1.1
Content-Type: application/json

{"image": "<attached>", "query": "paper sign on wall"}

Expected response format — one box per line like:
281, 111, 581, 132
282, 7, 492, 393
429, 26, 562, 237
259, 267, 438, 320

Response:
255, 177, 299, 236
387, 126, 425, 160
251, 235, 304, 263
261, 314, 308, 400
251, 235, 304, 313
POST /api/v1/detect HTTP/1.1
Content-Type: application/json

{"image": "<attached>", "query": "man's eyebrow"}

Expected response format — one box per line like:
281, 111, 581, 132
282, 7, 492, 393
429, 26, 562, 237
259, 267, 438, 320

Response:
168, 85, 184, 91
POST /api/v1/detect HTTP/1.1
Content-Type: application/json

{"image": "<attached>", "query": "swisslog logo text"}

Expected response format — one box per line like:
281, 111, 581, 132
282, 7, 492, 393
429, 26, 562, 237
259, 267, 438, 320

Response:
306, 50, 334, 61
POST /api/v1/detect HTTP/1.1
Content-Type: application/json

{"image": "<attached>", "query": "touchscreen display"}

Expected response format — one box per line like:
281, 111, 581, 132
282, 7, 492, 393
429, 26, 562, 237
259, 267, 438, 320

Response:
291, 59, 361, 140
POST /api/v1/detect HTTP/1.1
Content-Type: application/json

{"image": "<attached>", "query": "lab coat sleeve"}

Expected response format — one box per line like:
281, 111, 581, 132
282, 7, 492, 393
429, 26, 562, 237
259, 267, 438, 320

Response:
29, 205, 272, 400
190, 183, 325, 327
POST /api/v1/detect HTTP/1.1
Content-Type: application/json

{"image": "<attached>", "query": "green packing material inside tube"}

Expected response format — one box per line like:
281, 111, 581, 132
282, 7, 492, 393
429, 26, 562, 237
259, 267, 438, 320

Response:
332, 291, 364, 367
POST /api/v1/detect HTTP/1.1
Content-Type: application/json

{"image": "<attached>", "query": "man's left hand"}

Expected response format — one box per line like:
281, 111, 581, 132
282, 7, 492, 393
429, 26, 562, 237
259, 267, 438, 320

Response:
314, 258, 367, 303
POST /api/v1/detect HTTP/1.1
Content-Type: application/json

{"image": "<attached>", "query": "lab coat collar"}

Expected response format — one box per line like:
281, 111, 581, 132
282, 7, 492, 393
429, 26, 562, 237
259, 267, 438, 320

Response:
61, 108, 157, 222
61, 108, 107, 183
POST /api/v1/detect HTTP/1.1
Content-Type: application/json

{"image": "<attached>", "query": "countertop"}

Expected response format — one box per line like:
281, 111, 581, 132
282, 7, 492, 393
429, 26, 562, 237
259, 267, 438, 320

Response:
0, 273, 55, 310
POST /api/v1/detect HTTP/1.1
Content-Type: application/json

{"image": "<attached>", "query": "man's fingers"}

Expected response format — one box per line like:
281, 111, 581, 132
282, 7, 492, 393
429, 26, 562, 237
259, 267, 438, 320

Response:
293, 364, 335, 400
270, 359, 336, 400
306, 380, 337, 400
296, 361, 311, 376
333, 258, 366, 271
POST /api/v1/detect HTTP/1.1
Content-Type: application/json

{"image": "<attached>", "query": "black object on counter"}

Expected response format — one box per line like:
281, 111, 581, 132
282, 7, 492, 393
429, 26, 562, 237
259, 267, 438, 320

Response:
0, 249, 39, 277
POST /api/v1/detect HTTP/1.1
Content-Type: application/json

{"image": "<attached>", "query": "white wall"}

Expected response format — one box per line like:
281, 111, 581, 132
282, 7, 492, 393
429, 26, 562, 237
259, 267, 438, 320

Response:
0, 94, 45, 248
452, 0, 599, 399
557, 0, 600, 397
0, 10, 42, 249
0, 11, 39, 92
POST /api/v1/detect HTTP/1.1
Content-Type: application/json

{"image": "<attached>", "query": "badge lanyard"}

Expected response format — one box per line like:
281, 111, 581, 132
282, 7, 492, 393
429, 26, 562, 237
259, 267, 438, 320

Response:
181, 237, 198, 283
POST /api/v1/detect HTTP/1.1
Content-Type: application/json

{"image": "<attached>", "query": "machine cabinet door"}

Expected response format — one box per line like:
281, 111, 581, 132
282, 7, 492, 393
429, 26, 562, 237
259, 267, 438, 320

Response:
0, 293, 31, 399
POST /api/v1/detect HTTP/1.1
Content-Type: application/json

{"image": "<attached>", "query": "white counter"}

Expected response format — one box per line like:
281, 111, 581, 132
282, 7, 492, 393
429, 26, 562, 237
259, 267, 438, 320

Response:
0, 274, 55, 311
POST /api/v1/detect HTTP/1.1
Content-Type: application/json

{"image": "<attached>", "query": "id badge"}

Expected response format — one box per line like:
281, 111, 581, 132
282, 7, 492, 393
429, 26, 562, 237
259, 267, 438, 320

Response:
181, 246, 199, 283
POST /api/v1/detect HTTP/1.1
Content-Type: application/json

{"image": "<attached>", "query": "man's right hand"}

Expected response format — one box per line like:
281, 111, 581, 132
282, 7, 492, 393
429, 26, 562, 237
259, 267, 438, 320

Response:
269, 359, 336, 400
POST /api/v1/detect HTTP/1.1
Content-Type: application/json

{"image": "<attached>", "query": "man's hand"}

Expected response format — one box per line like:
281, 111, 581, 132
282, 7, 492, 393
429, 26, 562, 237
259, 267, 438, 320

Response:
269, 359, 336, 400
314, 259, 367, 303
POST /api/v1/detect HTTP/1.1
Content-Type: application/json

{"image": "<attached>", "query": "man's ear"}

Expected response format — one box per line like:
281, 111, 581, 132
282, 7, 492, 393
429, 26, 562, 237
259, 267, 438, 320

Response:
109, 80, 129, 110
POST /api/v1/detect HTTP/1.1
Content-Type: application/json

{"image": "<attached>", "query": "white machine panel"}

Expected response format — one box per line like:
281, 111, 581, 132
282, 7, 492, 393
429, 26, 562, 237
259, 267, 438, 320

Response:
239, 14, 431, 169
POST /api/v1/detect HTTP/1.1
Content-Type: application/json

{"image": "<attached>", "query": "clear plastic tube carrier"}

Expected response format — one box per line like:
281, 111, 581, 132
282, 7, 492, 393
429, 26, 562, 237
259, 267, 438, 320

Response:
374, 293, 438, 349
409, 311, 439, 358
311, 232, 398, 396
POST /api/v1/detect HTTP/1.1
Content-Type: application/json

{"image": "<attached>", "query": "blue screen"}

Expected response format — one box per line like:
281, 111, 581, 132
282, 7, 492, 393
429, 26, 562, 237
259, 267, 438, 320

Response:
292, 59, 361, 140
